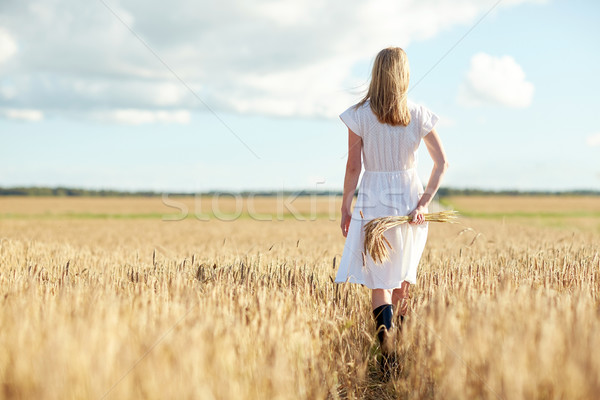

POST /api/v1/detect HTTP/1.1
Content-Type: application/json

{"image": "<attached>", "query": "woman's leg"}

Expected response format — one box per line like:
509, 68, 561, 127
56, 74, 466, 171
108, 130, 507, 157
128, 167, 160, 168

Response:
392, 281, 410, 316
372, 288, 394, 345
371, 288, 392, 310
371, 288, 396, 378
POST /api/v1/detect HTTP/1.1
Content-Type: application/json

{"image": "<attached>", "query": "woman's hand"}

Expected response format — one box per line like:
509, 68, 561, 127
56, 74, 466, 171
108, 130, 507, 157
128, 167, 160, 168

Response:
340, 209, 352, 237
408, 206, 426, 225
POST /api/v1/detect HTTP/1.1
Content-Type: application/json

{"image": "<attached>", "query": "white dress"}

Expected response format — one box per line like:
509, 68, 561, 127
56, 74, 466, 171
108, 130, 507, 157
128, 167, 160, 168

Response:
334, 99, 439, 289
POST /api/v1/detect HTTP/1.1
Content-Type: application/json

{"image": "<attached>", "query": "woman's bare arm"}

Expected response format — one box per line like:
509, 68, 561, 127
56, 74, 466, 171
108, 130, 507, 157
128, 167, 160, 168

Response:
340, 128, 362, 236
410, 128, 449, 223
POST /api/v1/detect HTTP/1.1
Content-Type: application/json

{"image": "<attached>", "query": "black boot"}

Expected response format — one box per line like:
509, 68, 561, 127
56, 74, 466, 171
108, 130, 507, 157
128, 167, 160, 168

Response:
373, 304, 396, 379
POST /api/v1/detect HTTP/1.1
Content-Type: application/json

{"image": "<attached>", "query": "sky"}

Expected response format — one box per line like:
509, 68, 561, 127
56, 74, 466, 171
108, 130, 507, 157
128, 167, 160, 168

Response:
1, 0, 599, 193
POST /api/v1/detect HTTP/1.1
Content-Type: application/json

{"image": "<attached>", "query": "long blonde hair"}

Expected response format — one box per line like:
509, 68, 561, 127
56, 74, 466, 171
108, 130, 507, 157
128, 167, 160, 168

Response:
357, 47, 411, 126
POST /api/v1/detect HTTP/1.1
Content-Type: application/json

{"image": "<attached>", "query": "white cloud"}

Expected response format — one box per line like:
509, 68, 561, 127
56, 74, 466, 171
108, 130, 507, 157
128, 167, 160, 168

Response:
0, 0, 544, 120
0, 85, 17, 100
0, 108, 44, 121
0, 28, 17, 65
586, 133, 600, 147
458, 52, 534, 108
91, 109, 191, 125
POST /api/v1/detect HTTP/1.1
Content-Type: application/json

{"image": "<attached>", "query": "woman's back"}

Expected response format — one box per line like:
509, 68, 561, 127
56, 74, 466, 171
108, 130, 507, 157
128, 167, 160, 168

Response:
340, 99, 438, 171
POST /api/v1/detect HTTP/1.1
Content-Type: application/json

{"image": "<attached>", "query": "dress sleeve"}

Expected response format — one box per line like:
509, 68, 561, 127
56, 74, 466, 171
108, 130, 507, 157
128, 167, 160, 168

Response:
339, 105, 361, 137
420, 105, 439, 139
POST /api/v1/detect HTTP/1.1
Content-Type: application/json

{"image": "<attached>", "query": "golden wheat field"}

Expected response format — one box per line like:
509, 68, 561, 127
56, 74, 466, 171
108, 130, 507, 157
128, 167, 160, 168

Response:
1, 195, 599, 400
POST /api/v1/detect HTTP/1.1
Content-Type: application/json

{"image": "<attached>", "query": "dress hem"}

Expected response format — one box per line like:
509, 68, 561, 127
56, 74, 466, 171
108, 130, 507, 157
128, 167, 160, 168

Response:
334, 276, 417, 289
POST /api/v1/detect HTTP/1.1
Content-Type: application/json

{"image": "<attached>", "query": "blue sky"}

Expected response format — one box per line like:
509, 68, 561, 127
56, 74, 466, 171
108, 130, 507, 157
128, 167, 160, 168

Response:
1, 0, 599, 192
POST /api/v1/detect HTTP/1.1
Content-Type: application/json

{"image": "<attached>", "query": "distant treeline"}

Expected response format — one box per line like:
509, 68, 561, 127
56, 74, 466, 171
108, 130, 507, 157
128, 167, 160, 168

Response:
437, 188, 600, 196
0, 186, 598, 197
0, 186, 341, 197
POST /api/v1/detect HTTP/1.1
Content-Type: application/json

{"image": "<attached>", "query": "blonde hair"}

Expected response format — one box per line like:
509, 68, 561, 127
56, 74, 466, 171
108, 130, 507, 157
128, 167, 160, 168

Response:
357, 47, 411, 126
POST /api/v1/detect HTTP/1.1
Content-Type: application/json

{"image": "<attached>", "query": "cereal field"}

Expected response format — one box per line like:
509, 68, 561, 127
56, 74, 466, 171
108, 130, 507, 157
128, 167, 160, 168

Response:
1, 195, 599, 399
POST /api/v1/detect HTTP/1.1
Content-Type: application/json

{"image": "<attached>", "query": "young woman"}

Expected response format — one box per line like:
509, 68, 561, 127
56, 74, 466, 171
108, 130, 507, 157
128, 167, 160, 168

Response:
334, 47, 449, 376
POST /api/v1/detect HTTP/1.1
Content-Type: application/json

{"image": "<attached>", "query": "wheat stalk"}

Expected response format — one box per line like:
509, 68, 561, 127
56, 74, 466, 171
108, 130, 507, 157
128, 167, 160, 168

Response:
363, 210, 459, 264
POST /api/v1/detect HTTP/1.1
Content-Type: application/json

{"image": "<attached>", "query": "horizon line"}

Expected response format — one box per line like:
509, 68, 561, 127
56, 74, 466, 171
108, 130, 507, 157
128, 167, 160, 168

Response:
0, 185, 599, 197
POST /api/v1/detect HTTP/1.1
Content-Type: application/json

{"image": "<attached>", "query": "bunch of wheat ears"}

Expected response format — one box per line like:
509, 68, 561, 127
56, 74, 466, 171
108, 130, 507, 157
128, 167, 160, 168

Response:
362, 210, 459, 264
